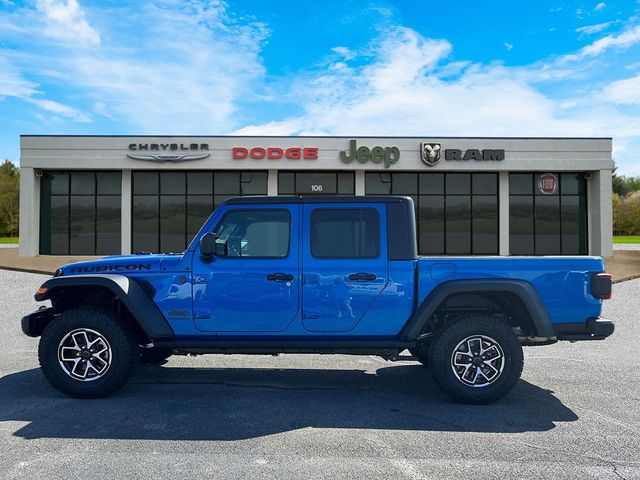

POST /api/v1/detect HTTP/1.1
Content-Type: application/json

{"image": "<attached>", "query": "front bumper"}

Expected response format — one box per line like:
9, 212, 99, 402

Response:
21, 307, 55, 337
554, 318, 615, 341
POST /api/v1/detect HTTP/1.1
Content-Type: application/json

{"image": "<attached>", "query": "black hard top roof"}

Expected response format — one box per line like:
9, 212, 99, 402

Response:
224, 196, 412, 205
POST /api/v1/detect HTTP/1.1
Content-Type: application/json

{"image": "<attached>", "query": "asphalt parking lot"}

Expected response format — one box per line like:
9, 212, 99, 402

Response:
1, 270, 639, 479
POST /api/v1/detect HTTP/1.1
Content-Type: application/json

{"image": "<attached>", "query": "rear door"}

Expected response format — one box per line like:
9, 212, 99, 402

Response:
302, 204, 388, 332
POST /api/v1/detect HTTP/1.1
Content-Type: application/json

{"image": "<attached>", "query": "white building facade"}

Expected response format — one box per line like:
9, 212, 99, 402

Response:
19, 135, 613, 257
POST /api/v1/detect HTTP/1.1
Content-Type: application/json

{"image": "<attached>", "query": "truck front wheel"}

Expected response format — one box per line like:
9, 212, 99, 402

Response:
38, 306, 138, 398
429, 314, 523, 404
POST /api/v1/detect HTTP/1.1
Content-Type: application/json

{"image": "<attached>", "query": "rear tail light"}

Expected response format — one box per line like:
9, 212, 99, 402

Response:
591, 273, 612, 300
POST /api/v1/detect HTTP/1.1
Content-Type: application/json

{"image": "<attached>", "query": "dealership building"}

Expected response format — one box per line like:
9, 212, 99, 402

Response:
19, 135, 613, 258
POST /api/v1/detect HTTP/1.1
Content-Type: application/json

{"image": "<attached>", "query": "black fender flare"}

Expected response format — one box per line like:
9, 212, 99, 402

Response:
34, 274, 174, 339
400, 279, 555, 340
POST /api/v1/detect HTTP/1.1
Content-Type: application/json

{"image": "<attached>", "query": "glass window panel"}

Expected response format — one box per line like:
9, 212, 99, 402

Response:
70, 196, 96, 255
187, 195, 213, 241
419, 174, 444, 195
96, 196, 121, 255
96, 172, 121, 195
561, 173, 585, 195
392, 173, 417, 195
71, 172, 95, 195
295, 172, 337, 195
133, 172, 158, 195
187, 172, 212, 195
337, 172, 355, 195
445, 196, 471, 254
534, 196, 560, 254
160, 196, 186, 253
561, 196, 587, 255
278, 172, 295, 195
214, 210, 290, 258
472, 174, 497, 195
509, 196, 534, 254
365, 173, 391, 195
446, 174, 470, 195
509, 174, 532, 195
214, 172, 240, 194
133, 196, 159, 253
472, 196, 498, 254
49, 172, 69, 195
160, 172, 185, 195
418, 195, 444, 255
50, 196, 69, 255
311, 208, 379, 258
241, 172, 268, 195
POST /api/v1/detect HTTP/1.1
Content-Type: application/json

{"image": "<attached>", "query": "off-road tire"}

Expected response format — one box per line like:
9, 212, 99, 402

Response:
38, 306, 138, 398
430, 314, 523, 404
139, 347, 172, 364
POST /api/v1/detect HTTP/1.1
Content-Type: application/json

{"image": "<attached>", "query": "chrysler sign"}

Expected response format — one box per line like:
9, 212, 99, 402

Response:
127, 143, 210, 162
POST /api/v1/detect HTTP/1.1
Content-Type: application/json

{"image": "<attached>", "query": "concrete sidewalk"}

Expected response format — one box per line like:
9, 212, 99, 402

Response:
0, 248, 99, 275
1, 246, 639, 282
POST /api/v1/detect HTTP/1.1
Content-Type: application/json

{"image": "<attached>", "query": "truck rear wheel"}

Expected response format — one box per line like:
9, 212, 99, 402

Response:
429, 314, 523, 404
38, 306, 138, 398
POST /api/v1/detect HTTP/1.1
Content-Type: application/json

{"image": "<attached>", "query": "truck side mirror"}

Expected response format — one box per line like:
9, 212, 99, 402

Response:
200, 232, 217, 261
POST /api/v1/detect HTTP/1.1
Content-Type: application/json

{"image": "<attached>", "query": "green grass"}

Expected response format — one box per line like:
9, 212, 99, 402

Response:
613, 236, 640, 244
0, 237, 18, 244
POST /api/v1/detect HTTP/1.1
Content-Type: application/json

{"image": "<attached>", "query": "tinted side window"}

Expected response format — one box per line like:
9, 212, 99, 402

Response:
214, 210, 290, 258
311, 208, 379, 258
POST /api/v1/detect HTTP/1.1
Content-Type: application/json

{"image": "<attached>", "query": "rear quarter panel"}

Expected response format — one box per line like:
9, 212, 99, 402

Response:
418, 256, 605, 325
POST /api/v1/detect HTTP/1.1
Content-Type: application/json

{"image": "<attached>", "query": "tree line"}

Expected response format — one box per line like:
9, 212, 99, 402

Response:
0, 160, 19, 237
612, 163, 640, 236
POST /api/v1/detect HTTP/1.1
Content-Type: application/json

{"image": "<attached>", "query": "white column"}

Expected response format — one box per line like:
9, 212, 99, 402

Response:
589, 170, 613, 258
121, 169, 132, 255
19, 168, 40, 256
267, 169, 278, 196
355, 171, 365, 196
498, 172, 509, 256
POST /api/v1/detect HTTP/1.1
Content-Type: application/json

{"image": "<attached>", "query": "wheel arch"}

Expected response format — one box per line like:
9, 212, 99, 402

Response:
34, 275, 174, 340
401, 279, 555, 340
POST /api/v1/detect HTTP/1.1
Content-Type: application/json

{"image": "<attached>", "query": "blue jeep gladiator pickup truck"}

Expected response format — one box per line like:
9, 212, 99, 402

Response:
22, 196, 614, 403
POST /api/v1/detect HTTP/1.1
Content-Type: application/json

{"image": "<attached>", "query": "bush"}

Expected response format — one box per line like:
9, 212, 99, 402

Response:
0, 160, 19, 237
613, 191, 640, 236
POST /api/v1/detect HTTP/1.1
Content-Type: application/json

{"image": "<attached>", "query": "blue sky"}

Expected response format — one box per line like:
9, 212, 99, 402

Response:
1, 0, 640, 175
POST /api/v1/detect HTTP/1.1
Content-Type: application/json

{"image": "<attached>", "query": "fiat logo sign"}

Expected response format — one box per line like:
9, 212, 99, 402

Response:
538, 173, 558, 195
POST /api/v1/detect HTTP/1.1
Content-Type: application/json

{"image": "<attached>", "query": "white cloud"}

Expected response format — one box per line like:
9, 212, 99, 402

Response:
595, 2, 606, 11
576, 22, 611, 35
565, 24, 640, 60
236, 26, 640, 175
603, 74, 640, 104
0, 58, 38, 98
24, 97, 91, 122
36, 0, 100, 45
0, 1, 269, 133
504, 42, 513, 51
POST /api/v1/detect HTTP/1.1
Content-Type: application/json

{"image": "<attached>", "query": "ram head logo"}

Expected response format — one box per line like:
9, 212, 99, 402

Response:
420, 142, 441, 166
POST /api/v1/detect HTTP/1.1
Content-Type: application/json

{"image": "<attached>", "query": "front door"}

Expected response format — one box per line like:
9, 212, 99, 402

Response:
192, 205, 299, 332
302, 204, 388, 332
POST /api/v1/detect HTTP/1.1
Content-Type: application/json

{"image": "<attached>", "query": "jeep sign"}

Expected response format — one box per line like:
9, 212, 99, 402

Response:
340, 139, 400, 168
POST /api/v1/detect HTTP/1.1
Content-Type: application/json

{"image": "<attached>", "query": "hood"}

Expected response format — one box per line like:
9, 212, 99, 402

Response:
58, 254, 181, 276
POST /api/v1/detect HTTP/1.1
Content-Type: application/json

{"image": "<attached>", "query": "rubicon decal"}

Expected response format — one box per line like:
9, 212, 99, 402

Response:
232, 147, 318, 160
68, 264, 153, 273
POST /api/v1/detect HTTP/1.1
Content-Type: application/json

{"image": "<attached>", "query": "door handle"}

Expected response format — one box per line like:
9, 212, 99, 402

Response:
348, 272, 377, 281
267, 272, 294, 282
